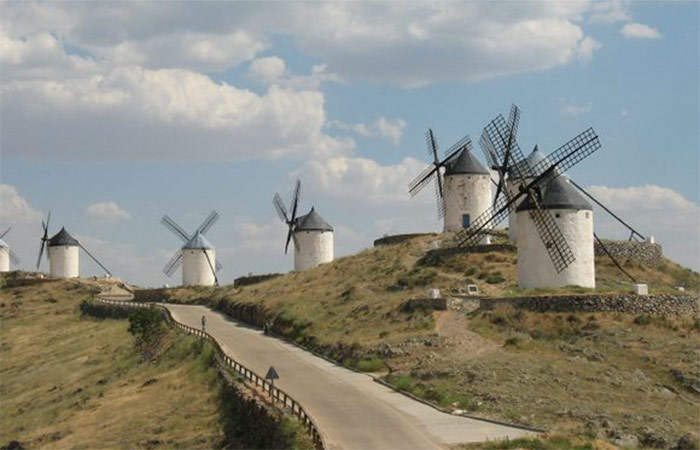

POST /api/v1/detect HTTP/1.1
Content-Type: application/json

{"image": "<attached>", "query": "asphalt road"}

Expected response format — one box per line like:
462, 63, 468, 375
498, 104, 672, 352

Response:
166, 303, 534, 450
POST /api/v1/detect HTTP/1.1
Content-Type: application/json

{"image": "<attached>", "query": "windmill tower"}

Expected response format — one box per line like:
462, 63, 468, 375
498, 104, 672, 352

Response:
503, 146, 550, 242
442, 146, 492, 234
408, 130, 491, 237
161, 211, 221, 287
516, 176, 594, 288
273, 180, 334, 271
36, 213, 112, 279
454, 104, 602, 289
0, 227, 21, 272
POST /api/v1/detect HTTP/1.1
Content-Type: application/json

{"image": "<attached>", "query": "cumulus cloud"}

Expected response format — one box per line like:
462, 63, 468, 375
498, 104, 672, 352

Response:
248, 56, 286, 84
586, 184, 699, 270
329, 117, 407, 146
299, 156, 430, 204
1, 1, 602, 88
1, 65, 352, 162
86, 202, 131, 222
0, 184, 43, 225
620, 23, 662, 40
589, 0, 631, 24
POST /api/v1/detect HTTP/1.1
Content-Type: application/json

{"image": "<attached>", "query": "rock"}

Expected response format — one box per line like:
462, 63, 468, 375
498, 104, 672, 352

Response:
638, 429, 667, 449
612, 434, 639, 448
1, 442, 24, 450
673, 433, 699, 450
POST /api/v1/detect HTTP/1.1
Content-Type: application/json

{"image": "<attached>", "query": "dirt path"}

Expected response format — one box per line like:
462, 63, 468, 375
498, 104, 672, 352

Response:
434, 310, 500, 359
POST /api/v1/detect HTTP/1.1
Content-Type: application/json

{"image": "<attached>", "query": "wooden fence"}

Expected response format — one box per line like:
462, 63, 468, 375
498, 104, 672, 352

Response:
95, 299, 324, 449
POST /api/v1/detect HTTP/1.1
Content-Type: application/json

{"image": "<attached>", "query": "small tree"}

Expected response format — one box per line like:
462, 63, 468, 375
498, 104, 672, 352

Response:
128, 307, 165, 361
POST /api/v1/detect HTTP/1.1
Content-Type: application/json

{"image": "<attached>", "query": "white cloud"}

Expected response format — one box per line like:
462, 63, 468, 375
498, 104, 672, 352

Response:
299, 156, 430, 204
1, 65, 352, 162
561, 101, 593, 116
0, 1, 602, 88
589, 0, 631, 24
86, 202, 131, 222
0, 184, 43, 225
577, 36, 601, 64
329, 117, 407, 146
620, 23, 662, 40
377, 118, 407, 146
248, 56, 286, 84
586, 184, 699, 270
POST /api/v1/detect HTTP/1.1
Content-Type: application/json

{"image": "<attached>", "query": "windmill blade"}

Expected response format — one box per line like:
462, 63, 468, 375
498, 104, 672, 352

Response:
215, 260, 222, 272
273, 193, 289, 223
0, 227, 11, 239
79, 243, 113, 276
36, 241, 46, 270
9, 249, 21, 265
163, 250, 183, 277
440, 134, 472, 164
408, 165, 438, 197
161, 215, 191, 242
480, 115, 532, 183
426, 128, 439, 162
197, 210, 219, 236
284, 225, 294, 254
203, 250, 219, 286
289, 179, 301, 224
434, 172, 446, 219
526, 199, 576, 273
529, 128, 601, 181
454, 190, 517, 247
506, 104, 521, 147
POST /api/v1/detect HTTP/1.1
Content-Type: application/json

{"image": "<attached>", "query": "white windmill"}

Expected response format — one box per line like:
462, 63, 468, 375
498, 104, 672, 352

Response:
408, 130, 492, 236
36, 212, 112, 279
0, 227, 21, 272
161, 211, 221, 286
273, 180, 334, 271
455, 104, 602, 289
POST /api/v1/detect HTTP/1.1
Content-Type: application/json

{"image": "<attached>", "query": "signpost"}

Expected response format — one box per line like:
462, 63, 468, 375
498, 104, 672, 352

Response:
265, 366, 279, 393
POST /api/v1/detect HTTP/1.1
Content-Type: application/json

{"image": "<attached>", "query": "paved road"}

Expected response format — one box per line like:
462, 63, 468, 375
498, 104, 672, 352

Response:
167, 304, 534, 450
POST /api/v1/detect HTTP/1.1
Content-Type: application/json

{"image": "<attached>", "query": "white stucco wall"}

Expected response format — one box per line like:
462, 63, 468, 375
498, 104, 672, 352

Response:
294, 230, 333, 271
49, 245, 79, 278
516, 209, 595, 289
0, 248, 9, 272
182, 249, 216, 286
443, 174, 492, 233
506, 178, 534, 242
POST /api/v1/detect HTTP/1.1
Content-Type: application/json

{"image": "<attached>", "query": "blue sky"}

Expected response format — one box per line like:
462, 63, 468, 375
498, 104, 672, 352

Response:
1, 0, 698, 286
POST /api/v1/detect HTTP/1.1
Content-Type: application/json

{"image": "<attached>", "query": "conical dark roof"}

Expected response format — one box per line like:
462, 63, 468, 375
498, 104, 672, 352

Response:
182, 232, 214, 250
48, 227, 80, 246
445, 149, 490, 175
295, 207, 333, 232
516, 176, 592, 212
509, 145, 551, 178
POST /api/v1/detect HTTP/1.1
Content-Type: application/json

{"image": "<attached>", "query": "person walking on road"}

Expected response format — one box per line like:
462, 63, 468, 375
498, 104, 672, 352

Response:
201, 315, 207, 332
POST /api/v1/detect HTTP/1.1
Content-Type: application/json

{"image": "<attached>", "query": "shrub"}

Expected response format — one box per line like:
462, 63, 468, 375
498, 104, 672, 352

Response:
356, 357, 385, 372
634, 314, 652, 326
486, 273, 505, 284
504, 336, 520, 347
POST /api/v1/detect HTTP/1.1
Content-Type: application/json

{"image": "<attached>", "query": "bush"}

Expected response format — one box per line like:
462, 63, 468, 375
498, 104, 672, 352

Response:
504, 336, 520, 347
392, 374, 416, 391
486, 273, 505, 284
356, 357, 385, 372
634, 314, 652, 326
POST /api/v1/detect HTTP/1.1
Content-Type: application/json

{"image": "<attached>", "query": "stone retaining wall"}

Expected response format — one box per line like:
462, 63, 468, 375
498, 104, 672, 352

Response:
233, 273, 282, 287
595, 240, 662, 266
373, 233, 437, 247
479, 294, 698, 315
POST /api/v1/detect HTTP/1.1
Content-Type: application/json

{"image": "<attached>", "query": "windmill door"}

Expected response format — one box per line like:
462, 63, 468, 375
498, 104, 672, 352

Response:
462, 214, 470, 228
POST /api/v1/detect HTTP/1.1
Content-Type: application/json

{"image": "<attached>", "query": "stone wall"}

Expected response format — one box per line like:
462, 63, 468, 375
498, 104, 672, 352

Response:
479, 294, 698, 315
595, 240, 663, 266
233, 273, 282, 287
373, 233, 437, 247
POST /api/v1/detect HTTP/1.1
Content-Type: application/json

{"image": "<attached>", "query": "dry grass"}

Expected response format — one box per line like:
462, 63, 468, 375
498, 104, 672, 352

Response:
0, 277, 224, 449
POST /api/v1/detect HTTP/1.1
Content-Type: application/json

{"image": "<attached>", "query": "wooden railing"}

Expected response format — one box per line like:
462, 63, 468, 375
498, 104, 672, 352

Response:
95, 299, 325, 449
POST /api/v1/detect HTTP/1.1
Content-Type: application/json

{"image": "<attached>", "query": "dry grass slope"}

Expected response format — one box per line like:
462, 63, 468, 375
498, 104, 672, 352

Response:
0, 277, 224, 449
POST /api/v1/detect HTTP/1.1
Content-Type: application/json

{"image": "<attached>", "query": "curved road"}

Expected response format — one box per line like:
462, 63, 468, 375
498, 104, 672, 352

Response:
166, 304, 534, 450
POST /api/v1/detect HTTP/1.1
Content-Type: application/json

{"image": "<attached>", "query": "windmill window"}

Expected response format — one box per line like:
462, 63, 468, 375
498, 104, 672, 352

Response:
555, 213, 561, 218
585, 212, 590, 218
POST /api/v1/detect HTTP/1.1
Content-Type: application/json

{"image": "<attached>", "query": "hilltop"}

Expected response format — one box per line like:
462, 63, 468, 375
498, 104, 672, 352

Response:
146, 233, 699, 447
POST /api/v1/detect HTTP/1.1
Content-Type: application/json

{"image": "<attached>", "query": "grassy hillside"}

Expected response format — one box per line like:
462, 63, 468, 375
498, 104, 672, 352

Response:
152, 234, 699, 447
1, 276, 225, 449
